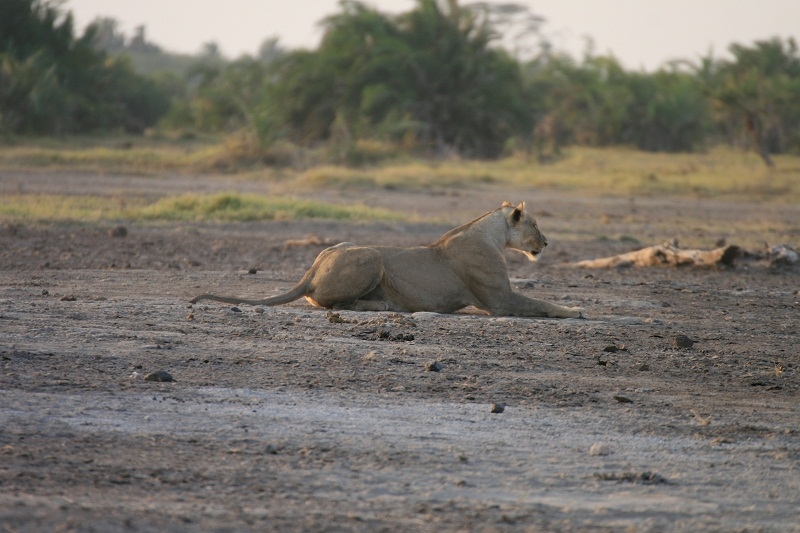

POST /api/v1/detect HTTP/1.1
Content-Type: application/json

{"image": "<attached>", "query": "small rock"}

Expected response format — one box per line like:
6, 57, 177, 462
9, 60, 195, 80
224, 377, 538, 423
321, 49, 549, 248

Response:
327, 311, 346, 323
424, 360, 442, 372
129, 371, 141, 380
186, 312, 194, 321
593, 471, 669, 484
490, 403, 505, 414
108, 226, 127, 238
603, 344, 626, 353
230, 306, 242, 313
59, 295, 76, 301
637, 363, 650, 371
248, 268, 258, 274
613, 395, 633, 403
144, 370, 174, 382
674, 335, 694, 349
254, 306, 265, 314
589, 443, 612, 456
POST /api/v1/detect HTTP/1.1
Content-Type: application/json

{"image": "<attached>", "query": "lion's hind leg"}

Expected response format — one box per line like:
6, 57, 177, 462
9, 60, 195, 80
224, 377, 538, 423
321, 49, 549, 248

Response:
303, 245, 386, 310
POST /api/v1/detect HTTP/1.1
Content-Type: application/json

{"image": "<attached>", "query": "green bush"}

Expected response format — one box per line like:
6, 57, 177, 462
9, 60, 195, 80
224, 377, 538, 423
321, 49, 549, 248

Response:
0, 0, 170, 135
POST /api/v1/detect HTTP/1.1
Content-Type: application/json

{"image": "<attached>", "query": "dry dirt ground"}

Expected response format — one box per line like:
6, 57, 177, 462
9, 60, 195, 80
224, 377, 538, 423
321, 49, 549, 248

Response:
1, 171, 799, 532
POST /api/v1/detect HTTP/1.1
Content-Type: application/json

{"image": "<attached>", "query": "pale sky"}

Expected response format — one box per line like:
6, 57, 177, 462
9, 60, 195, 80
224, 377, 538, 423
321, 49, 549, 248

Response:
66, 0, 799, 71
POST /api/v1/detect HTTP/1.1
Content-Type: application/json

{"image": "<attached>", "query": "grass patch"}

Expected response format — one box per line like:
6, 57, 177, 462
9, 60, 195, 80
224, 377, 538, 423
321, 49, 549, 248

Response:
0, 193, 405, 223
0, 194, 150, 222
135, 193, 404, 222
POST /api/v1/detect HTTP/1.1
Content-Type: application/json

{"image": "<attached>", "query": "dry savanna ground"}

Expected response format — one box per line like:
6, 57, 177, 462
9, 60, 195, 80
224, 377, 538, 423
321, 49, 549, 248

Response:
1, 148, 799, 532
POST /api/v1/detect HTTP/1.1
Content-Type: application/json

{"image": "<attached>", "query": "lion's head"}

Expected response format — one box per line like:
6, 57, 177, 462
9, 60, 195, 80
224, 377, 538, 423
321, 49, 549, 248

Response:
502, 201, 548, 261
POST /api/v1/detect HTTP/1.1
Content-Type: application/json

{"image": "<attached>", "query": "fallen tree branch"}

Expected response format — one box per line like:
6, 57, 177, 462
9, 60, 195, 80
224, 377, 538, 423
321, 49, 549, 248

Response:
765, 244, 799, 267
571, 242, 741, 269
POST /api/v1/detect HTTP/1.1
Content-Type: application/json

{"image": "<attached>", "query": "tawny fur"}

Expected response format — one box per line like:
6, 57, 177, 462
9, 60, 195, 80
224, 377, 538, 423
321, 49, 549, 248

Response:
191, 202, 584, 319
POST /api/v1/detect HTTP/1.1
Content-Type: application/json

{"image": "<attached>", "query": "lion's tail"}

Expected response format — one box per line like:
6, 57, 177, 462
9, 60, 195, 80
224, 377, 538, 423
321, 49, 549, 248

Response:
190, 280, 309, 307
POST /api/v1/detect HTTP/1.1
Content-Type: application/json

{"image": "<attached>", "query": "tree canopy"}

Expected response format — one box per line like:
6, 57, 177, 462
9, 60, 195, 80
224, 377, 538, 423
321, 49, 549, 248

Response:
706, 37, 800, 166
3, 0, 799, 165
0, 0, 170, 134
260, 0, 528, 158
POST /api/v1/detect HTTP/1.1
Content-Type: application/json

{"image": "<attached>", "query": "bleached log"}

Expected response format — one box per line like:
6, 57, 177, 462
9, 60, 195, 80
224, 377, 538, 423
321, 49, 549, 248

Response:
765, 244, 799, 267
572, 242, 740, 269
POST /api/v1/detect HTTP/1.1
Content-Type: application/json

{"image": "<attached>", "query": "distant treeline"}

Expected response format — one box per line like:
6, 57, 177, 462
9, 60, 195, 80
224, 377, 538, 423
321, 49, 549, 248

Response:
2, 0, 799, 165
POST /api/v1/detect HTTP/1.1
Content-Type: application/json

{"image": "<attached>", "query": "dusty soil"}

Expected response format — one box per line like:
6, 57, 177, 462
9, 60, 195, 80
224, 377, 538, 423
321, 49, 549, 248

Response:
1, 171, 799, 532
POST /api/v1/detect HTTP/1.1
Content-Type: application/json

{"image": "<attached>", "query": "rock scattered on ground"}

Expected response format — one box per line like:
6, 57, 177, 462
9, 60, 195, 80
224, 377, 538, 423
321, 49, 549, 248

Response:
490, 403, 505, 414
674, 335, 694, 349
144, 370, 175, 382
589, 443, 612, 456
424, 360, 442, 372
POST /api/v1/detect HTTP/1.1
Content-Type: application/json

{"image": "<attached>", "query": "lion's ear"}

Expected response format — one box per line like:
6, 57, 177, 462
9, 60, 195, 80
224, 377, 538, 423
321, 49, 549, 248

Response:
511, 206, 522, 222
501, 201, 514, 208
516, 202, 525, 212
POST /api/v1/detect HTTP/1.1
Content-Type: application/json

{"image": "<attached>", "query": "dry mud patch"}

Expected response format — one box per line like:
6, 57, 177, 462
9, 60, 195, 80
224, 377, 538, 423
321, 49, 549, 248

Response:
1, 176, 800, 531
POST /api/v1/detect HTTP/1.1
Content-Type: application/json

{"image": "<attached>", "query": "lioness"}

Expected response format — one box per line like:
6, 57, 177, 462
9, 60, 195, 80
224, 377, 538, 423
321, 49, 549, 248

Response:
191, 201, 584, 318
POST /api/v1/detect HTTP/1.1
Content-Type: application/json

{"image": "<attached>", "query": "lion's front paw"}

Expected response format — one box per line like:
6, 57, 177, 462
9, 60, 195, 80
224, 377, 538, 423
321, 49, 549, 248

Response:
571, 307, 586, 319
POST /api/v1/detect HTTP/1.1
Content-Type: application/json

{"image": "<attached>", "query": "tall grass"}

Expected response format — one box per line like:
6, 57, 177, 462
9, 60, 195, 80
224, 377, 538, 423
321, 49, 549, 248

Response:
523, 146, 799, 199
1, 137, 798, 202
0, 135, 236, 174
289, 146, 799, 201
